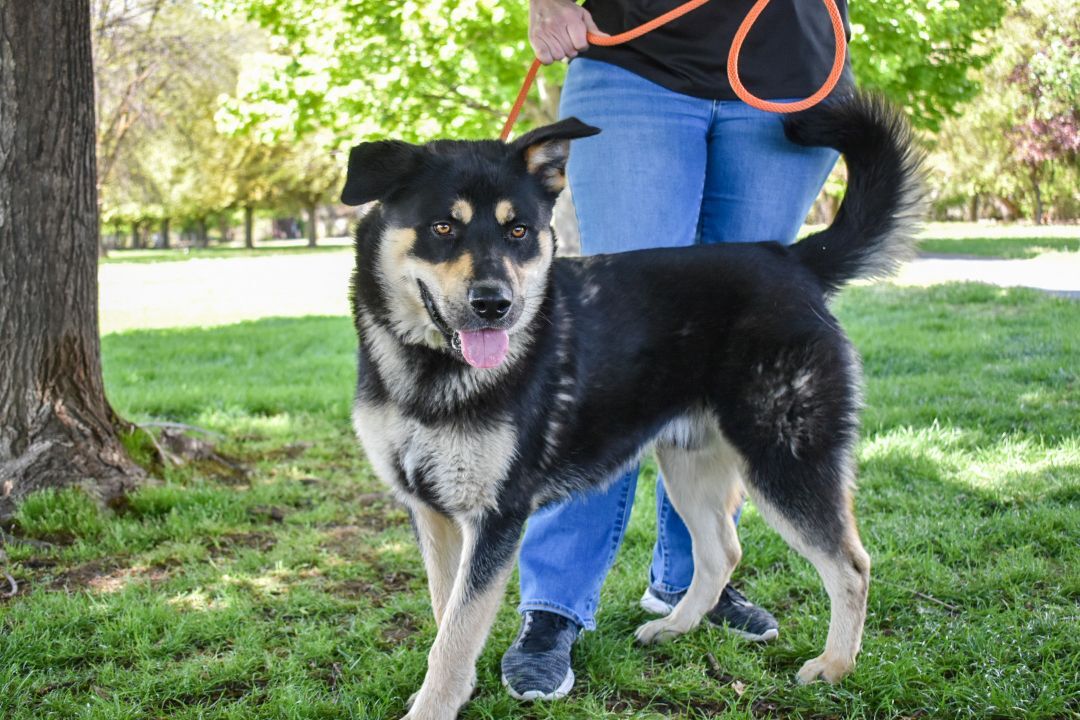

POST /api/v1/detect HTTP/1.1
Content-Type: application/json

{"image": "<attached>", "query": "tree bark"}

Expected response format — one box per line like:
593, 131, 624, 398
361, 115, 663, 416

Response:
244, 205, 254, 248
307, 203, 318, 247
1031, 173, 1044, 226
196, 217, 209, 247
160, 217, 170, 249
0, 0, 144, 520
217, 215, 231, 244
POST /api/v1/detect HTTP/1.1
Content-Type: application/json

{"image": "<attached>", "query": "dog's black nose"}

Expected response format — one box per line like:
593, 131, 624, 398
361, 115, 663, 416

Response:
468, 284, 512, 321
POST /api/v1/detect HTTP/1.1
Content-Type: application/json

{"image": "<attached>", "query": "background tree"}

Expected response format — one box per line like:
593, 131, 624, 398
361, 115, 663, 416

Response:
211, 0, 1013, 146
0, 0, 144, 520
95, 0, 262, 248
847, 0, 1011, 132
930, 0, 1078, 221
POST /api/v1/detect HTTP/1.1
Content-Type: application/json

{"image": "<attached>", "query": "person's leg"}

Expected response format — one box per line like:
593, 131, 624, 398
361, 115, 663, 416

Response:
504, 59, 710, 699
698, 100, 840, 244
516, 59, 710, 626
645, 98, 839, 635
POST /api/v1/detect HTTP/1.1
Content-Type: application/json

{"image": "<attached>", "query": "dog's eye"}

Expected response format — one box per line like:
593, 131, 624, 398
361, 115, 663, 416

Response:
509, 224, 528, 240
431, 222, 453, 236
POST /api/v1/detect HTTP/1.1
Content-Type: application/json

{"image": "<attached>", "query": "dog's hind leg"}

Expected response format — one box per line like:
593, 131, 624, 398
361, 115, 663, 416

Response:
412, 503, 463, 625
634, 436, 745, 645
403, 511, 525, 720
744, 463, 870, 684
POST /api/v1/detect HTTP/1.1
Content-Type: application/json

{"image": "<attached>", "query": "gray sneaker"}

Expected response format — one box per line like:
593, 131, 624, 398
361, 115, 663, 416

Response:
640, 584, 779, 642
500, 610, 580, 701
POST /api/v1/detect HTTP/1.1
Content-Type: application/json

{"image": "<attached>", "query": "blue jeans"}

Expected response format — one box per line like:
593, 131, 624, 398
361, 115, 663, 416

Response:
517, 59, 839, 630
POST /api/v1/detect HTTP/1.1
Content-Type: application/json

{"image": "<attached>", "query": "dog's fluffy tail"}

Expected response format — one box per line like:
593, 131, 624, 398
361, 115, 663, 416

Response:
784, 92, 926, 293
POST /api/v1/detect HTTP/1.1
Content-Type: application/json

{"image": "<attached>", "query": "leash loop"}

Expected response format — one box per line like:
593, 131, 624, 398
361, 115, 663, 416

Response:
500, 0, 847, 140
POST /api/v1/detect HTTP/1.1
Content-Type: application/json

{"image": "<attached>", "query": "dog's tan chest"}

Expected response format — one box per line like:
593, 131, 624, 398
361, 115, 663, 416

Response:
352, 399, 517, 516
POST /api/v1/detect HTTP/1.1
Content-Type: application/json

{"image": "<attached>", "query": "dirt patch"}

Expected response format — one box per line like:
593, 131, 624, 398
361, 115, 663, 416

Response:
317, 512, 408, 556
158, 677, 268, 711
380, 611, 421, 646
603, 688, 728, 716
333, 578, 380, 601
213, 531, 278, 552
46, 558, 169, 593
247, 505, 288, 523
319, 525, 366, 557
259, 442, 313, 460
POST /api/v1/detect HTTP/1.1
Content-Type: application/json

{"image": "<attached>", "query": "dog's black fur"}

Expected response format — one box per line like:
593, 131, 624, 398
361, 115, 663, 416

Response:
345, 93, 924, 720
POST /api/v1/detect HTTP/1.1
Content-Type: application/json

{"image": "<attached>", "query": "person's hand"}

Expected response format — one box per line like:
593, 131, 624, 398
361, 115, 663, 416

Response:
529, 0, 608, 65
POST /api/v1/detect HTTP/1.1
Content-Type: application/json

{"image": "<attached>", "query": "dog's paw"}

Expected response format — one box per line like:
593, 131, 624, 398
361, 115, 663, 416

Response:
634, 617, 685, 645
795, 654, 852, 684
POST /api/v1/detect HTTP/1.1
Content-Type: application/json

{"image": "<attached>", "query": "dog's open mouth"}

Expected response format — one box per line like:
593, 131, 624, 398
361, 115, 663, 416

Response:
417, 281, 509, 370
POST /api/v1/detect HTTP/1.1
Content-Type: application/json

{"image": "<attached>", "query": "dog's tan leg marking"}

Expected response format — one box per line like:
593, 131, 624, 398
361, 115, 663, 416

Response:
635, 436, 745, 645
403, 524, 518, 720
411, 504, 463, 625
748, 488, 870, 684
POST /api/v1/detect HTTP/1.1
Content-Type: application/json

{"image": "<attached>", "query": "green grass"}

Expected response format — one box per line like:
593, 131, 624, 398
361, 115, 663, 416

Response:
100, 239, 352, 265
2, 284, 1078, 719
916, 223, 1080, 259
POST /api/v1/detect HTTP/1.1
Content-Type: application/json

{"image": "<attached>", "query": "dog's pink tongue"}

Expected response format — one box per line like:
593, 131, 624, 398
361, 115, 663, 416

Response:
458, 329, 509, 369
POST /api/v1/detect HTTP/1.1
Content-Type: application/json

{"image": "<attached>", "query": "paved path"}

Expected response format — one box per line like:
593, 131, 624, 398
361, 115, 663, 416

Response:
99, 249, 1080, 334
100, 252, 355, 334
895, 251, 1080, 298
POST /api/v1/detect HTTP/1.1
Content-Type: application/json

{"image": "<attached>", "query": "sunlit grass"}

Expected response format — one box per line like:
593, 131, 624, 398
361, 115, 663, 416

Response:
916, 222, 1080, 258
1, 283, 1077, 719
100, 237, 353, 265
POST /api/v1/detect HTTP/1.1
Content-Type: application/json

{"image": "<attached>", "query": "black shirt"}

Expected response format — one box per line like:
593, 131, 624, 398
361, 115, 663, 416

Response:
580, 0, 854, 101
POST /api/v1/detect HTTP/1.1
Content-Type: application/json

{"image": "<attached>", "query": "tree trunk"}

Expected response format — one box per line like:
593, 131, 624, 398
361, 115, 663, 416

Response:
0, 0, 144, 520
1031, 175, 1044, 226
196, 217, 209, 247
160, 217, 170, 249
131, 220, 141, 249
307, 203, 318, 247
217, 215, 230, 244
244, 205, 254, 248
968, 194, 979, 222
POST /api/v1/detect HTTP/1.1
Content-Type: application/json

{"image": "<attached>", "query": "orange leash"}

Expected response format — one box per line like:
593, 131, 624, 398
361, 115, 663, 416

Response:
500, 0, 847, 141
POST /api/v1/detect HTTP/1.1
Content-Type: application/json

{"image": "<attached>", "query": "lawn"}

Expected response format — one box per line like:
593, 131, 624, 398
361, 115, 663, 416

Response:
915, 223, 1080, 259
1, 283, 1078, 719
100, 237, 353, 265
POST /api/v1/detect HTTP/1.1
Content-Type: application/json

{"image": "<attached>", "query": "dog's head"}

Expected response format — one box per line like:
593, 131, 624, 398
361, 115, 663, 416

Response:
343, 119, 599, 369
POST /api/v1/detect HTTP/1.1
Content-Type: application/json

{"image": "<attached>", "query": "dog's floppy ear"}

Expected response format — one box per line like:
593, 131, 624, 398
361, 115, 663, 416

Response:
340, 140, 424, 206
511, 117, 600, 194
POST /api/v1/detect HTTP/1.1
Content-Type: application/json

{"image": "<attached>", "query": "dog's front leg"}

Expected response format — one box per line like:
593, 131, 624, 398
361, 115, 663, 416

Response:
402, 511, 524, 720
411, 503, 463, 625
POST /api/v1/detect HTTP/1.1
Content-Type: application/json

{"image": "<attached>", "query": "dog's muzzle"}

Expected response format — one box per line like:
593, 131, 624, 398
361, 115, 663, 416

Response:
417, 280, 460, 351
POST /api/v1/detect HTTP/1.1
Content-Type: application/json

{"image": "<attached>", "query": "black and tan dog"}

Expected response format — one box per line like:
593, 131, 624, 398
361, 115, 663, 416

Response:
343, 93, 924, 720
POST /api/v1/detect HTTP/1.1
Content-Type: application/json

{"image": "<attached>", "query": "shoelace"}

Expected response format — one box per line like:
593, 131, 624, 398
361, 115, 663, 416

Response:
517, 611, 573, 652
722, 584, 753, 608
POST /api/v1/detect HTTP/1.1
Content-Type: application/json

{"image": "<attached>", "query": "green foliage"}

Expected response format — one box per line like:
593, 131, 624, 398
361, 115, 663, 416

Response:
929, 0, 1079, 221
211, 0, 1012, 147
848, 0, 1011, 132
94, 0, 342, 239
207, 0, 559, 145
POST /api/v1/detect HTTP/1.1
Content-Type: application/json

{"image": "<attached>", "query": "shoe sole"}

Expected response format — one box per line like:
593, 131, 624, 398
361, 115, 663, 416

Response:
502, 667, 575, 701
639, 590, 779, 643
